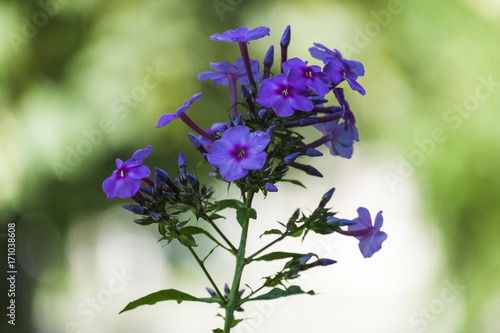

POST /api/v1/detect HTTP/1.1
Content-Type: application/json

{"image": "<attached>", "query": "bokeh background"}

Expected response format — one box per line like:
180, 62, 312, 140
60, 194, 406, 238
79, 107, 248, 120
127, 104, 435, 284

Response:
1, 0, 499, 332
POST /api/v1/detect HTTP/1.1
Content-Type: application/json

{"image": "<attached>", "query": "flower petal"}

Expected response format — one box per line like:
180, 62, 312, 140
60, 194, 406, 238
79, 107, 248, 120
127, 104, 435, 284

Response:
240, 151, 267, 170
207, 140, 233, 167
128, 164, 151, 180
156, 113, 179, 127
102, 171, 118, 199
221, 126, 249, 147
218, 159, 248, 181
246, 131, 270, 154
131, 145, 153, 162
114, 177, 141, 198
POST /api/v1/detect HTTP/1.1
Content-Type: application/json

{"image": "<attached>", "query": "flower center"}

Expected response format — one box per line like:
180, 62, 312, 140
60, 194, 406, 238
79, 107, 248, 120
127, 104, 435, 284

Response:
236, 148, 246, 159
281, 88, 289, 97
119, 168, 127, 178
305, 69, 313, 78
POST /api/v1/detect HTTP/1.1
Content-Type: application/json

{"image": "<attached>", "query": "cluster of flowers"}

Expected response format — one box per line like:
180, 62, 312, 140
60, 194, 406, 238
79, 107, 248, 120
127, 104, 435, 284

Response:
102, 25, 386, 258
102, 25, 388, 332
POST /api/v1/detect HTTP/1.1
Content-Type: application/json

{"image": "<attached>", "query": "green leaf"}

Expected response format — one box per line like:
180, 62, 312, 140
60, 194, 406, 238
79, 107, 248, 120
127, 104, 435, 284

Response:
236, 207, 257, 227
213, 329, 223, 333
281, 179, 307, 189
119, 289, 220, 314
260, 229, 283, 237
253, 252, 307, 262
179, 226, 230, 252
249, 286, 314, 302
178, 233, 197, 247
214, 199, 245, 210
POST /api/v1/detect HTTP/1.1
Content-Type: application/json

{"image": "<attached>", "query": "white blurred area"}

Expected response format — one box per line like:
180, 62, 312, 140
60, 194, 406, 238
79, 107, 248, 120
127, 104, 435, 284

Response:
31, 143, 464, 333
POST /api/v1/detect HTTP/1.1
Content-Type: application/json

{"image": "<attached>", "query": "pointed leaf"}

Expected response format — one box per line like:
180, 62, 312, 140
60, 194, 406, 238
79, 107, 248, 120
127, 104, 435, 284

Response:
119, 289, 220, 314
260, 229, 283, 237
236, 207, 257, 227
253, 252, 308, 262
281, 179, 306, 188
248, 286, 314, 302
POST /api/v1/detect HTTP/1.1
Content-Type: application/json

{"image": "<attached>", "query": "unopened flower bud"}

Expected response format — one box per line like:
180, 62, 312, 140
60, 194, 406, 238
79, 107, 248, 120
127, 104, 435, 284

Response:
299, 118, 319, 126
241, 84, 251, 99
284, 152, 300, 164
265, 183, 278, 192
123, 205, 145, 214
306, 148, 323, 157
280, 25, 291, 46
206, 287, 218, 298
264, 45, 274, 65
154, 167, 169, 187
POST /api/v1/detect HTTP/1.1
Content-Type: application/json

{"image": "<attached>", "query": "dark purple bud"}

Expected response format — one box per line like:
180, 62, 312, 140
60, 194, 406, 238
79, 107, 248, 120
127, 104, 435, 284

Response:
187, 173, 198, 186
206, 287, 218, 298
306, 166, 323, 177
233, 113, 243, 125
299, 118, 319, 127
319, 258, 337, 266
238, 289, 245, 297
258, 108, 270, 119
205, 188, 214, 197
280, 25, 291, 46
188, 133, 202, 149
154, 167, 169, 187
265, 183, 278, 192
322, 188, 335, 203
178, 151, 187, 168
284, 152, 300, 164
265, 125, 274, 137
123, 205, 146, 214
149, 211, 161, 221
139, 187, 153, 196
309, 96, 329, 105
264, 45, 274, 65
224, 283, 230, 297
241, 84, 251, 99
299, 253, 314, 264
306, 148, 323, 157
328, 216, 356, 226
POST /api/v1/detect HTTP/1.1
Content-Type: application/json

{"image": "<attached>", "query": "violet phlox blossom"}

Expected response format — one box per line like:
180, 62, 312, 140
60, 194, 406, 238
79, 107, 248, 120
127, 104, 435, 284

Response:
198, 57, 262, 85
309, 43, 365, 95
102, 145, 152, 199
207, 125, 270, 182
282, 57, 331, 96
256, 73, 314, 117
156, 92, 202, 127
209, 26, 270, 43
312, 119, 357, 159
347, 208, 387, 258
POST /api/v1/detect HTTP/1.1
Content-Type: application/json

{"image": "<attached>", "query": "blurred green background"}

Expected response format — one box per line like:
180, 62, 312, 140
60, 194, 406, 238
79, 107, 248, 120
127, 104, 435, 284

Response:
1, 0, 499, 332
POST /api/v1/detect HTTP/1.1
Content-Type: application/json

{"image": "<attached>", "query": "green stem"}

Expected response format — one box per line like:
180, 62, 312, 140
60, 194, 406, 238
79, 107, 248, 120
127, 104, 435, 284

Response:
186, 244, 224, 302
202, 213, 238, 255
223, 190, 255, 333
247, 233, 288, 262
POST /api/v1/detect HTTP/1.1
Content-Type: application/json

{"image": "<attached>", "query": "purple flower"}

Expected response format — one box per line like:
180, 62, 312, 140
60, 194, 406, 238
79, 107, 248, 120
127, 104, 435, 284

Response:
313, 119, 357, 158
348, 208, 387, 258
156, 93, 202, 127
207, 126, 270, 182
333, 88, 359, 141
102, 146, 152, 199
256, 74, 314, 117
309, 43, 365, 95
198, 58, 261, 85
282, 57, 331, 96
210, 26, 270, 44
